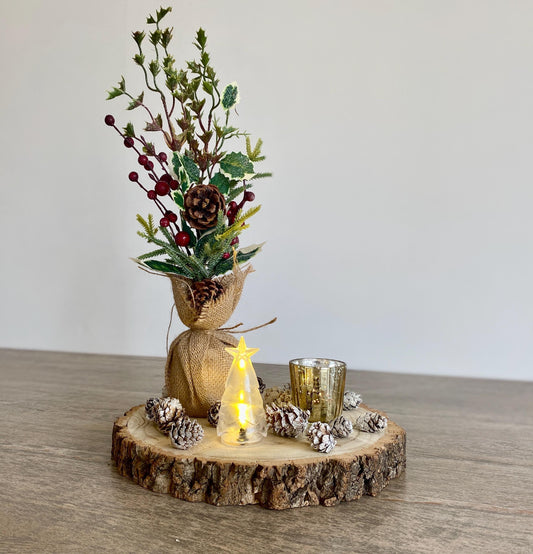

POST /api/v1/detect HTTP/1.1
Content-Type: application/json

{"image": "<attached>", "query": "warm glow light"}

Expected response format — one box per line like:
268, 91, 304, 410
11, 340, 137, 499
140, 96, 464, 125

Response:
217, 337, 267, 446
237, 403, 248, 426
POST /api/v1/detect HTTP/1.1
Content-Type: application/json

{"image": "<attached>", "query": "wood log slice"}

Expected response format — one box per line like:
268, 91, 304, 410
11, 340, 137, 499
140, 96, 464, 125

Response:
111, 404, 406, 510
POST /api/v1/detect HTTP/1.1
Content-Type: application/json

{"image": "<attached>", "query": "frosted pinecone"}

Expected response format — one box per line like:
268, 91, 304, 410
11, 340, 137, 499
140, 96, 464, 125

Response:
207, 401, 221, 427
306, 422, 337, 454
169, 416, 204, 450
263, 385, 292, 406
354, 411, 388, 433
343, 391, 362, 411
329, 415, 353, 438
257, 376, 266, 395
153, 397, 184, 434
265, 402, 310, 438
145, 397, 160, 421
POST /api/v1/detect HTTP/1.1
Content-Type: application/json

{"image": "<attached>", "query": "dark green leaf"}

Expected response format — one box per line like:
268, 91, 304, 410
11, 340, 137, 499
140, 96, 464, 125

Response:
149, 60, 160, 77
196, 28, 207, 49
133, 53, 145, 66
132, 31, 145, 45
173, 190, 184, 209
210, 172, 231, 195
106, 87, 123, 100
172, 152, 200, 185
156, 6, 172, 22
123, 122, 135, 137
144, 260, 185, 275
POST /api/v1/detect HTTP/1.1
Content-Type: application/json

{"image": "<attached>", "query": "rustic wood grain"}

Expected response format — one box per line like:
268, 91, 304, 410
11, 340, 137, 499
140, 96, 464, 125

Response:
111, 404, 405, 509
1, 348, 532, 553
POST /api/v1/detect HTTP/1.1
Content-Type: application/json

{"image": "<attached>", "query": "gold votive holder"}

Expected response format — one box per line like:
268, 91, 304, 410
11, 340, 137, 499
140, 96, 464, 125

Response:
289, 358, 347, 423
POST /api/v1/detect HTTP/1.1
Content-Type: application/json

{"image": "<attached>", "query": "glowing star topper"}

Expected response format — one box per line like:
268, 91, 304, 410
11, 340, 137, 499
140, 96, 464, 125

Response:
217, 336, 266, 446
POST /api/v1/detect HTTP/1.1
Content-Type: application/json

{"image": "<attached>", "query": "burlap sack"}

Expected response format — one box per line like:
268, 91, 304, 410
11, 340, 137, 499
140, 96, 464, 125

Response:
164, 264, 253, 417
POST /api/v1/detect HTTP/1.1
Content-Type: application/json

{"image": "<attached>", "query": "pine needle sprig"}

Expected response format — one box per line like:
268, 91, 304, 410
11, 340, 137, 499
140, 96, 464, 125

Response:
137, 248, 167, 260
216, 205, 260, 241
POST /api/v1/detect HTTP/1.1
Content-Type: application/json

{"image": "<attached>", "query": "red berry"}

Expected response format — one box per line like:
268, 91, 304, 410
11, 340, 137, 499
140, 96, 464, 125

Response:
228, 201, 237, 211
158, 152, 168, 162
145, 160, 154, 170
147, 190, 157, 200
222, 252, 231, 260
175, 231, 191, 247
128, 171, 138, 182
160, 218, 170, 227
244, 191, 255, 202
104, 114, 115, 126
170, 179, 179, 190
124, 137, 134, 148
138, 155, 148, 166
165, 211, 178, 223
231, 237, 239, 246
160, 173, 172, 183
155, 181, 170, 196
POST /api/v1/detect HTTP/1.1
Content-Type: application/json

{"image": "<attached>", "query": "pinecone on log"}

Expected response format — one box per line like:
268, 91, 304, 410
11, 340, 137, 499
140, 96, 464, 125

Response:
144, 396, 160, 421
354, 411, 388, 433
265, 403, 310, 438
153, 397, 184, 434
306, 422, 337, 453
207, 401, 221, 427
263, 385, 292, 406
169, 416, 204, 450
343, 391, 362, 410
182, 184, 226, 230
188, 278, 224, 307
329, 415, 353, 438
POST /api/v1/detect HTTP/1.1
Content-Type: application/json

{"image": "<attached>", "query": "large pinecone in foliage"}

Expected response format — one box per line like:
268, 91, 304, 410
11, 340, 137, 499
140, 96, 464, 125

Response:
169, 416, 204, 450
265, 402, 310, 438
153, 397, 184, 434
354, 411, 388, 433
183, 184, 226, 230
189, 278, 224, 307
306, 422, 337, 453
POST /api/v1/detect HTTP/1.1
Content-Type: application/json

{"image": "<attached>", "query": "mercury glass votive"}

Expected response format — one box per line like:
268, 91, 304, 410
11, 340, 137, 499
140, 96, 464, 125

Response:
289, 358, 346, 423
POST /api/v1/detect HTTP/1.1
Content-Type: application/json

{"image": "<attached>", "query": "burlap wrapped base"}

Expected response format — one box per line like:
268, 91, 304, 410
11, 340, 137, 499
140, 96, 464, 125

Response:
164, 264, 253, 417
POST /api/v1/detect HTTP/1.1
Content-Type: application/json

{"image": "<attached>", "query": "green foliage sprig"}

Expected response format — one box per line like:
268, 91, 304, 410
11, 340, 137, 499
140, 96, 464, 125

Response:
105, 7, 271, 280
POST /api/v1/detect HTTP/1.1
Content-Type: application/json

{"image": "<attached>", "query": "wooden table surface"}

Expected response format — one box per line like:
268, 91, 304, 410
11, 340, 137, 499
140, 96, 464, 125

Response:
0, 349, 531, 553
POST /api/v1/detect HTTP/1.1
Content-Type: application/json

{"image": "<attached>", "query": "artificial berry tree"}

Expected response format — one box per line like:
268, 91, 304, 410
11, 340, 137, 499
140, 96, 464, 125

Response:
105, 6, 270, 303
104, 7, 273, 416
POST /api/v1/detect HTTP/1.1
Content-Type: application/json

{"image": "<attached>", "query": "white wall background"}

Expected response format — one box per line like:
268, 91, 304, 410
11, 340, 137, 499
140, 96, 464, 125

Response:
1, 1, 532, 380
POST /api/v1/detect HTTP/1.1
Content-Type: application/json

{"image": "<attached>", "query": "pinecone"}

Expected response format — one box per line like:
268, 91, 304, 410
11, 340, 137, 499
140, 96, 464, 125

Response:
343, 391, 362, 411
153, 397, 184, 434
169, 416, 204, 450
145, 396, 160, 421
329, 415, 353, 438
189, 278, 224, 307
207, 401, 221, 427
306, 422, 337, 454
354, 411, 388, 433
265, 403, 310, 438
182, 184, 226, 230
263, 385, 292, 406
257, 376, 266, 395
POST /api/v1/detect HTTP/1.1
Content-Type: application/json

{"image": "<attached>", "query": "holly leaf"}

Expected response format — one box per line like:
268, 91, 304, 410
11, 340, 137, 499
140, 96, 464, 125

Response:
172, 152, 200, 188
173, 190, 184, 209
123, 122, 135, 138
221, 82, 239, 111
219, 152, 254, 180
210, 172, 232, 195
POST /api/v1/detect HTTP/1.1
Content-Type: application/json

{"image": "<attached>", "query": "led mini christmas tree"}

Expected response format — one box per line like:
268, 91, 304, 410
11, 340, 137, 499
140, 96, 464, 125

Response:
217, 336, 266, 446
